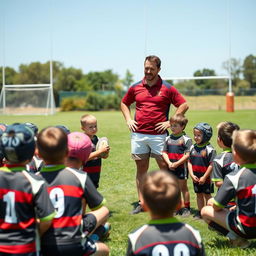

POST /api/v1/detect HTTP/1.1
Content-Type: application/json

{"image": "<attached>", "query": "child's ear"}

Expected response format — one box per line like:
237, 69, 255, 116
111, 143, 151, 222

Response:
81, 126, 85, 131
141, 200, 149, 212
232, 148, 243, 165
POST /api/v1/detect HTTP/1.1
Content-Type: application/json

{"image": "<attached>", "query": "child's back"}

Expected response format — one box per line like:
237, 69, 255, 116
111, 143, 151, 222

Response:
126, 170, 205, 256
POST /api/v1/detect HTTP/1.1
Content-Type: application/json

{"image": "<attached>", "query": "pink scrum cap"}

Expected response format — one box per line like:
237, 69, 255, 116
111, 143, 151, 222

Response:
67, 132, 92, 163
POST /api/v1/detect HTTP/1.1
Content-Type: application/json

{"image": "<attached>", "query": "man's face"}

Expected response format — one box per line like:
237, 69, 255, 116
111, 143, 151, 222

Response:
144, 60, 160, 82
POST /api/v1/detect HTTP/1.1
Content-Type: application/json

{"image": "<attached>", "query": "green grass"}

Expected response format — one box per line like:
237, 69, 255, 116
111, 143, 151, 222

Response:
1, 109, 256, 255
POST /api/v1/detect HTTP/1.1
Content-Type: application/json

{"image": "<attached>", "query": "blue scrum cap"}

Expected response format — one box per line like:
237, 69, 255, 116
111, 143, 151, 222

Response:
24, 122, 39, 135
0, 124, 35, 163
55, 125, 70, 135
194, 122, 213, 143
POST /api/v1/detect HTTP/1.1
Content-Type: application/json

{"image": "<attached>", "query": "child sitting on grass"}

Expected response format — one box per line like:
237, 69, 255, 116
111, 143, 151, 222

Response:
201, 129, 256, 248
126, 170, 205, 255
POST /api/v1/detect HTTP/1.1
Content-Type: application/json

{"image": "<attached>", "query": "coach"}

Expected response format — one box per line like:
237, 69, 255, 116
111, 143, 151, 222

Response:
121, 55, 189, 214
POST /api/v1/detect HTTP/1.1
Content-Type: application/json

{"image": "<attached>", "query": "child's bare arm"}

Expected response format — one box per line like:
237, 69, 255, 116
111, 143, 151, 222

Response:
171, 153, 189, 169
87, 146, 110, 160
199, 164, 213, 185
162, 151, 173, 169
188, 161, 199, 183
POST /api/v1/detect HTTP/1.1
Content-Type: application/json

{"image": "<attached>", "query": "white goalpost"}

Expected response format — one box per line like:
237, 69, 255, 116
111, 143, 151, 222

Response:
0, 83, 55, 115
0, 1, 56, 115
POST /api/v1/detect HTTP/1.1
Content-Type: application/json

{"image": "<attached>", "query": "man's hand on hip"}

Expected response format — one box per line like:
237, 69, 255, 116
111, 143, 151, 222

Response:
127, 120, 138, 132
155, 121, 170, 133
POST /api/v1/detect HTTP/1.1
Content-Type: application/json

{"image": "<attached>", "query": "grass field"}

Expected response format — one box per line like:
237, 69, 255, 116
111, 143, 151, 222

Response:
1, 109, 256, 255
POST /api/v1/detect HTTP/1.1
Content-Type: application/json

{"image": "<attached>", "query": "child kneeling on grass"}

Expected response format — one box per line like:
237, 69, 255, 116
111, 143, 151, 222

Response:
201, 129, 256, 248
126, 170, 205, 256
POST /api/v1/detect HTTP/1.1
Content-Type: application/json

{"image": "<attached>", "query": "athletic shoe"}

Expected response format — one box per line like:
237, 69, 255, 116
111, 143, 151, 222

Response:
130, 204, 143, 215
180, 207, 191, 217
229, 237, 251, 248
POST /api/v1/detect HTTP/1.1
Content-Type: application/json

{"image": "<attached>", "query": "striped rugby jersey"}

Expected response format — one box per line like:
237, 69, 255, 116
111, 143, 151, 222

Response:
126, 217, 205, 256
83, 135, 102, 188
212, 150, 239, 183
163, 132, 192, 173
0, 165, 55, 255
189, 143, 216, 183
214, 164, 256, 237
39, 165, 105, 246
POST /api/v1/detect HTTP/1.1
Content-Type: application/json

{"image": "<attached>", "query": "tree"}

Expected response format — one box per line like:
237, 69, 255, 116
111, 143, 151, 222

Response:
243, 54, 256, 88
0, 66, 17, 88
193, 68, 217, 89
222, 58, 242, 87
54, 67, 83, 92
122, 69, 133, 91
80, 70, 119, 91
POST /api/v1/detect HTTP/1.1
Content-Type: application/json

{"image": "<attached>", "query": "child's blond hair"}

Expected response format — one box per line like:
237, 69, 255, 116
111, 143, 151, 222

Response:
142, 170, 180, 217
80, 114, 96, 127
232, 129, 256, 164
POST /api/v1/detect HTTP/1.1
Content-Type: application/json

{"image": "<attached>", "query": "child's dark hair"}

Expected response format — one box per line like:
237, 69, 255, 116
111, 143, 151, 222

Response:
142, 170, 180, 217
170, 114, 188, 128
37, 127, 68, 164
217, 122, 240, 148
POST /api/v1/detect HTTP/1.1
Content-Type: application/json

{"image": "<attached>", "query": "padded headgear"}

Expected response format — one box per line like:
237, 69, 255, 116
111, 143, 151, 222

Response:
1, 124, 35, 163
194, 122, 213, 144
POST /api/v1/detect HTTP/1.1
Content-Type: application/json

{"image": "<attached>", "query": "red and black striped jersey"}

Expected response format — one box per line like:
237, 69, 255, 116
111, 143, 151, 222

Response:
126, 217, 205, 256
83, 135, 102, 174
163, 132, 192, 171
189, 143, 216, 183
39, 165, 105, 246
0, 165, 55, 255
214, 164, 256, 237
212, 150, 239, 183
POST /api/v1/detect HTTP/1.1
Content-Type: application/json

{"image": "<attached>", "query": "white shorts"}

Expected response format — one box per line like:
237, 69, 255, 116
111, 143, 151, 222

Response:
131, 132, 167, 160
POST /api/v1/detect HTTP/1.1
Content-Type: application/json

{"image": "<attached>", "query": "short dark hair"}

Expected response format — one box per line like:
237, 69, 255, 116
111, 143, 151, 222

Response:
142, 170, 180, 217
37, 127, 68, 164
170, 114, 188, 129
217, 121, 240, 148
145, 55, 161, 69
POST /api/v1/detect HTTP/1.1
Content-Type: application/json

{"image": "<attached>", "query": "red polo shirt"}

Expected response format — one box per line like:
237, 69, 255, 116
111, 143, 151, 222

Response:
122, 76, 186, 135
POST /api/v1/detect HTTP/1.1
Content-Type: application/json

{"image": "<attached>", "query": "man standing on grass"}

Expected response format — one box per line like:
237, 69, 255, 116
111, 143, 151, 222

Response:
121, 55, 189, 214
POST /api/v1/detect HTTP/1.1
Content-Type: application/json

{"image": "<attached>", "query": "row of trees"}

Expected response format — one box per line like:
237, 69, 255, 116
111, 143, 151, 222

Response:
0, 54, 255, 105
173, 55, 256, 95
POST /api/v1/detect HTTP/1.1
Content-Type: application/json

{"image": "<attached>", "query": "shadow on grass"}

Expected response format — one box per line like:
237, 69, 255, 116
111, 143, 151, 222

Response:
206, 236, 229, 249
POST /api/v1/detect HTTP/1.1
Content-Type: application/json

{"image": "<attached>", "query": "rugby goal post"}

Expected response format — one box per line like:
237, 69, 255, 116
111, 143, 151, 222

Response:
0, 83, 56, 115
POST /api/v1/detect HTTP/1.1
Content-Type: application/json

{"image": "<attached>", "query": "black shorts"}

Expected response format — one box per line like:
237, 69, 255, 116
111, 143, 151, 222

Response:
83, 213, 97, 236
227, 210, 256, 239
41, 238, 96, 256
193, 182, 214, 194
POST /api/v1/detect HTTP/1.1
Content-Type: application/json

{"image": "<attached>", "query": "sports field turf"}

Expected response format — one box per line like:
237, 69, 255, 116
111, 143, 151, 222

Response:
1, 109, 256, 255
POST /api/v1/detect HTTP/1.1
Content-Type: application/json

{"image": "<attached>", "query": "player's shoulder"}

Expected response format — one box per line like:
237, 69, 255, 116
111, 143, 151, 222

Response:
162, 80, 173, 89
130, 80, 143, 88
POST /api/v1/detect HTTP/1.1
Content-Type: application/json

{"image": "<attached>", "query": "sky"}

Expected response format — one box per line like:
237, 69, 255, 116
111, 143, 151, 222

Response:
0, 0, 256, 82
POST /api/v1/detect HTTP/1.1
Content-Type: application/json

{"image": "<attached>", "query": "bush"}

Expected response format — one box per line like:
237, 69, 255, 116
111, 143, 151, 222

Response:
60, 92, 121, 111
60, 97, 86, 111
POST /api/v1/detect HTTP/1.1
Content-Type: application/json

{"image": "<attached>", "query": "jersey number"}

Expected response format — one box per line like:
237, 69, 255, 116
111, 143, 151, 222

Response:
152, 243, 190, 256
3, 191, 17, 223
49, 188, 65, 218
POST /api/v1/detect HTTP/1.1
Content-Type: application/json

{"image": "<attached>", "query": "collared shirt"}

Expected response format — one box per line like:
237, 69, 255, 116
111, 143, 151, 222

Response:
122, 76, 186, 135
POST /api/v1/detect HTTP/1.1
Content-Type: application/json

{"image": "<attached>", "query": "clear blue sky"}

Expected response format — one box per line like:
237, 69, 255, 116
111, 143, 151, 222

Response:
1, 0, 255, 82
